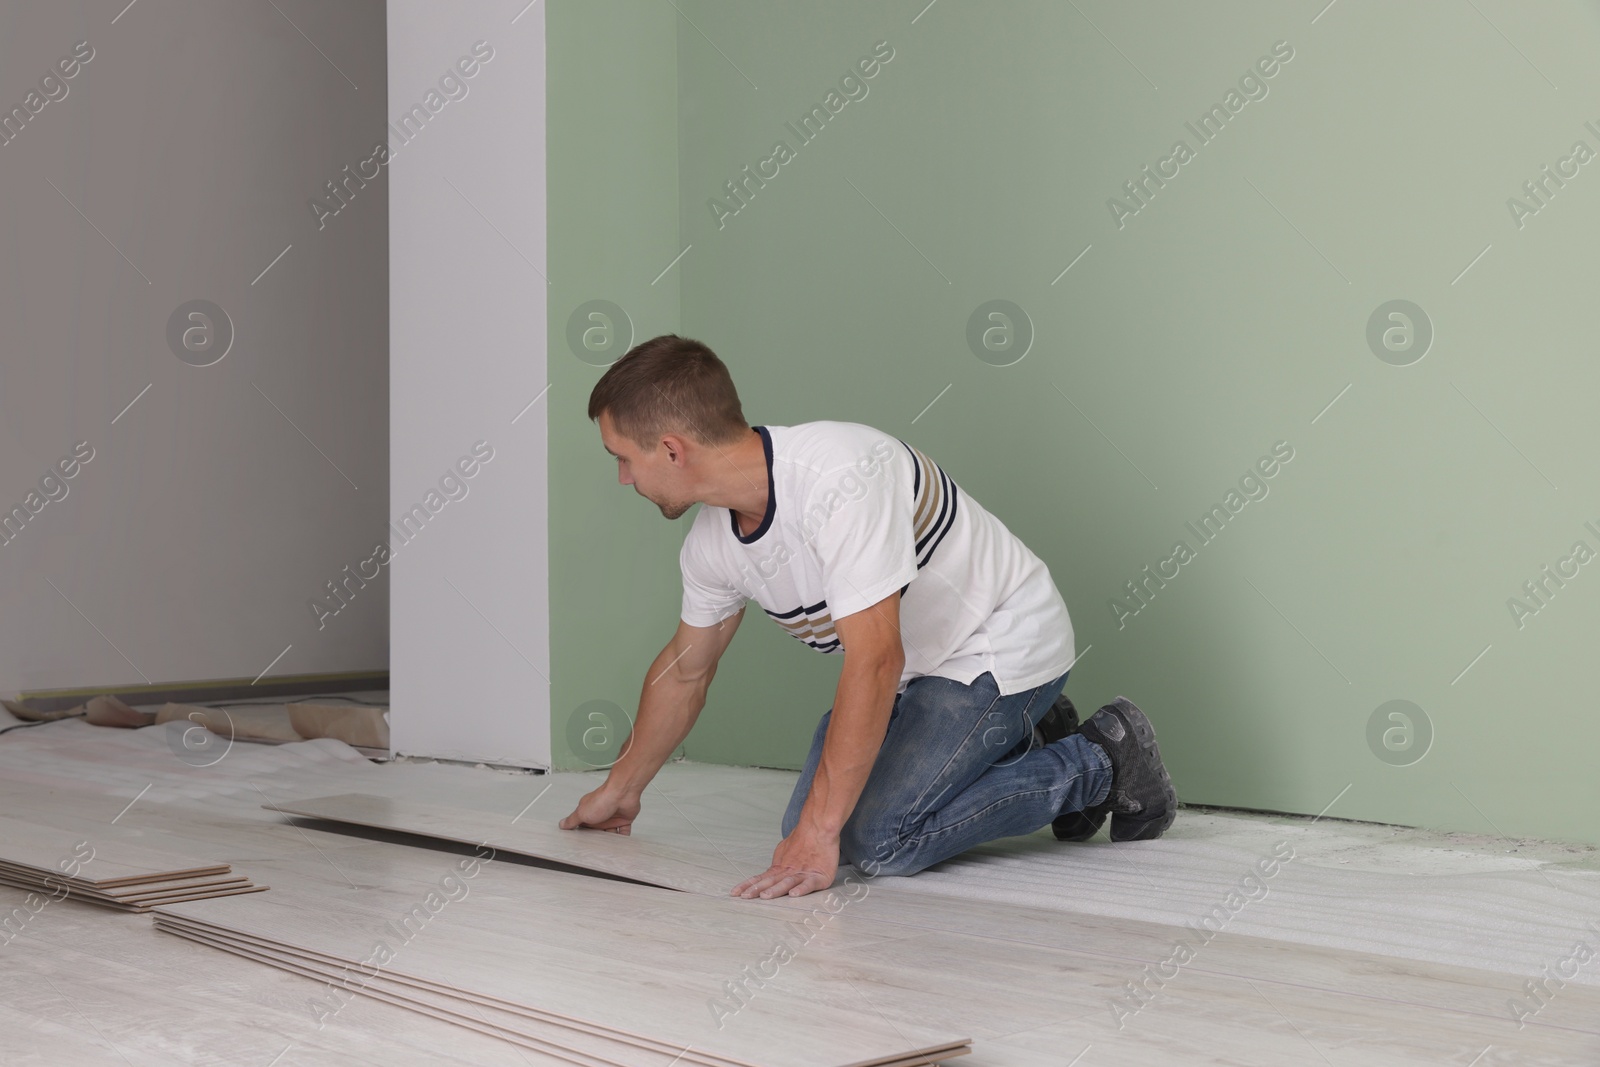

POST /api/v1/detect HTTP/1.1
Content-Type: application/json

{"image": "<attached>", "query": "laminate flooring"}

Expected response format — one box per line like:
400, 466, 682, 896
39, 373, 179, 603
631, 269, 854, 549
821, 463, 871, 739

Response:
157, 917, 971, 1067
2, 714, 1597, 1064
268, 790, 769, 895
153, 862, 1600, 1066
151, 881, 971, 1067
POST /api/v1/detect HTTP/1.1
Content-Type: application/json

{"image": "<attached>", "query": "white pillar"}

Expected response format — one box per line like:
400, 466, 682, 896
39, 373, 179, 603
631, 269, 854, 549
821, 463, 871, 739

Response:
387, 1, 550, 766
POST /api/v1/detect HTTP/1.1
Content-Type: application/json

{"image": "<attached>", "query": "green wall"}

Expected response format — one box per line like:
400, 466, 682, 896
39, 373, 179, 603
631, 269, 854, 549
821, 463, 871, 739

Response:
546, 1, 684, 767
549, 1, 1600, 847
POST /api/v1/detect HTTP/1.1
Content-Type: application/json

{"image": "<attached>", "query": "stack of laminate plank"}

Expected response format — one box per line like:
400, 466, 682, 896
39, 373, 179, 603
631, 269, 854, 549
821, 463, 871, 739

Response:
0, 815, 266, 913
154, 888, 971, 1067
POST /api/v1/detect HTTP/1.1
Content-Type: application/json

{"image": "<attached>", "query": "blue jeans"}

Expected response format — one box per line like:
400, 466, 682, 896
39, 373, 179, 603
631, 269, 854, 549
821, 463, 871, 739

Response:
780, 669, 1112, 878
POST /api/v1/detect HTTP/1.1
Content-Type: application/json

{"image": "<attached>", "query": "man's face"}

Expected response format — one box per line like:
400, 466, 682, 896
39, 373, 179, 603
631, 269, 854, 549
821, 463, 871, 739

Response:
599, 411, 695, 520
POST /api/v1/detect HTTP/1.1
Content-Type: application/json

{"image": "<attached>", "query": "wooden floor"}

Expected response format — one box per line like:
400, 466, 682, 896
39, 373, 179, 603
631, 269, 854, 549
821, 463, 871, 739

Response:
2, 715, 1597, 1065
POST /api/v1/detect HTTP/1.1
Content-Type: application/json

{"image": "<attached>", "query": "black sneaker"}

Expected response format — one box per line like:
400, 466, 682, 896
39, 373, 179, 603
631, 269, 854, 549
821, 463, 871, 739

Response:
1035, 692, 1078, 746
998, 691, 1075, 765
1042, 694, 1110, 842
1074, 696, 1176, 842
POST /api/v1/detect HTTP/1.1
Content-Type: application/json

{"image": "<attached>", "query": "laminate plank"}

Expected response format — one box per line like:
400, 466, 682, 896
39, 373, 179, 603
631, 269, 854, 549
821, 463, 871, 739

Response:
160, 885, 1598, 1067
8, 726, 1596, 1066
0, 1000, 133, 1067
0, 888, 552, 1067
269, 792, 773, 895
154, 861, 1600, 1067
756, 873, 1600, 1039
103, 884, 269, 909
95, 886, 254, 908
983, 964, 1600, 1067
156, 885, 970, 1067
0, 855, 230, 889
0, 871, 268, 911
161, 920, 968, 1067
0, 814, 233, 886
107, 762, 1600, 1057
96, 875, 252, 899
156, 912, 773, 1067
157, 923, 682, 1067
154, 911, 970, 1067
253, 791, 1600, 1052
0, 869, 250, 900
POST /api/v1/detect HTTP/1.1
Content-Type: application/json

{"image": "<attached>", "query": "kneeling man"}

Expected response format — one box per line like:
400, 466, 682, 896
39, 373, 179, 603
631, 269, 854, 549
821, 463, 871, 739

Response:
561, 335, 1176, 898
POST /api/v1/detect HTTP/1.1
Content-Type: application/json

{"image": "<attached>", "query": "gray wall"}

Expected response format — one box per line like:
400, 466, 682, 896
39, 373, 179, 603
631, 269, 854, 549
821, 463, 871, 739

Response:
0, 0, 389, 694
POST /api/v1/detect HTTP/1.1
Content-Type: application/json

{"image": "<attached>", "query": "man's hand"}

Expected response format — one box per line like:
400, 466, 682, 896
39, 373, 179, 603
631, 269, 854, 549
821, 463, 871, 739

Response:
559, 786, 641, 835
732, 824, 839, 899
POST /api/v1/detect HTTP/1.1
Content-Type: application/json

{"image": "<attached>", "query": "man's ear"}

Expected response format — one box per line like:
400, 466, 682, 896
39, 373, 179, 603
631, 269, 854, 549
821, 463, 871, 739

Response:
660, 433, 690, 465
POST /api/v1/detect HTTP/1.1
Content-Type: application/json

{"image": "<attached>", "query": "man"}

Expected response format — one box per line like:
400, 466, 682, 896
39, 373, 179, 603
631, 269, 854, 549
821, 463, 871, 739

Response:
560, 335, 1175, 899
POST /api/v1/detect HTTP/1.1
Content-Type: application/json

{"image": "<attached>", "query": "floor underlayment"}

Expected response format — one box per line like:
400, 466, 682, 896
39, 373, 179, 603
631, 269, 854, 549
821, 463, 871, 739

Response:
3, 707, 1598, 1065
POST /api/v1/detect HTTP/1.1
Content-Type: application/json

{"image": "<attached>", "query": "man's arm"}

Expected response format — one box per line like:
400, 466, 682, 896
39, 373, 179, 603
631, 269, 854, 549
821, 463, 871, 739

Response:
559, 609, 744, 833
733, 590, 905, 898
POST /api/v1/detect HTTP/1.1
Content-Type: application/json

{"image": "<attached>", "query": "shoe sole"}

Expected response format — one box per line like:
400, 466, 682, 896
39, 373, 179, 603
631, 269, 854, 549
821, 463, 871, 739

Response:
1106, 696, 1177, 842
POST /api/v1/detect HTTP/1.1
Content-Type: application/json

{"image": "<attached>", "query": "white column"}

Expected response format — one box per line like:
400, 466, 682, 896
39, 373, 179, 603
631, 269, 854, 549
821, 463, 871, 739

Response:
387, 0, 550, 766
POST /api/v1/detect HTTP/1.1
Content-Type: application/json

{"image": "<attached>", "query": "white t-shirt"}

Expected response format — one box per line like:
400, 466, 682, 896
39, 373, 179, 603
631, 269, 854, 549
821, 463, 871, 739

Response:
678, 421, 1075, 696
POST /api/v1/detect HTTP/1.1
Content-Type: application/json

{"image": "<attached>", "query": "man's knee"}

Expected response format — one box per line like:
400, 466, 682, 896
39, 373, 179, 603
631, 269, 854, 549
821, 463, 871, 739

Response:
841, 831, 922, 878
